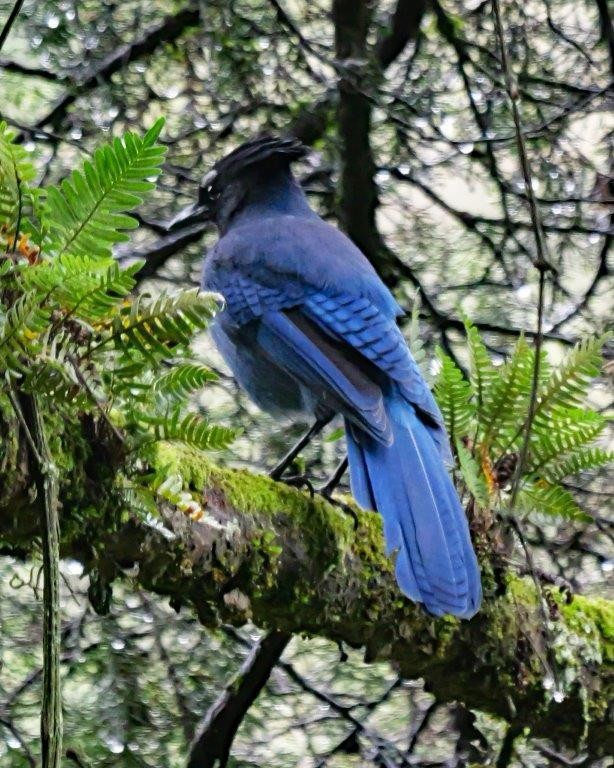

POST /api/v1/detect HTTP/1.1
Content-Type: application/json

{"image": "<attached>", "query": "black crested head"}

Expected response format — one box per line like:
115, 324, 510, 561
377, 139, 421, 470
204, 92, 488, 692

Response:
199, 135, 307, 202
192, 134, 309, 232
215, 134, 307, 182
169, 135, 308, 232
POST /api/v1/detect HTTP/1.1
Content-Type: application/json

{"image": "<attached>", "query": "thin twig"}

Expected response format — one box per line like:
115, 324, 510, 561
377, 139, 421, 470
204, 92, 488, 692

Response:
491, 0, 563, 702
0, 717, 36, 767
18, 392, 63, 768
0, 0, 24, 53
490, 0, 552, 504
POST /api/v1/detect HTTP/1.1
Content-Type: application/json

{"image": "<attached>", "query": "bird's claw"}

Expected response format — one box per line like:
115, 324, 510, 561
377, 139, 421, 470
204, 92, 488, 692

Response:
282, 474, 315, 497
317, 487, 359, 530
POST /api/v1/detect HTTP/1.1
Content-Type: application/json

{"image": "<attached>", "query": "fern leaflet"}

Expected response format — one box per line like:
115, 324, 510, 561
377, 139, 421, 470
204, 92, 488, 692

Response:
42, 118, 166, 259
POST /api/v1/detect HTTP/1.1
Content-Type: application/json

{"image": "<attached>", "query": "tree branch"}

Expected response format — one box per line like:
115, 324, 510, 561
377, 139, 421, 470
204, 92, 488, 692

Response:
377, 0, 426, 69
15, 392, 62, 768
0, 58, 61, 81
0, 432, 611, 754
0, 0, 24, 53
29, 5, 201, 134
187, 631, 290, 768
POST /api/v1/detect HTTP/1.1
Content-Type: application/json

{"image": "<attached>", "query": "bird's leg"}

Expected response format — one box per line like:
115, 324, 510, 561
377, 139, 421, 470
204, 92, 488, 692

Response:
269, 416, 331, 481
317, 456, 358, 529
318, 456, 349, 499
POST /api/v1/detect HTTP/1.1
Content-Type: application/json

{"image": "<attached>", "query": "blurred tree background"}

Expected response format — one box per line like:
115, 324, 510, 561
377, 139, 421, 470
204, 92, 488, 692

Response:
0, 1, 612, 767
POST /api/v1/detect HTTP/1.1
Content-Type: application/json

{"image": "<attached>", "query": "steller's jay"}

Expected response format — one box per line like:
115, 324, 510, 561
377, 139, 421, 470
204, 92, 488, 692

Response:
173, 135, 482, 619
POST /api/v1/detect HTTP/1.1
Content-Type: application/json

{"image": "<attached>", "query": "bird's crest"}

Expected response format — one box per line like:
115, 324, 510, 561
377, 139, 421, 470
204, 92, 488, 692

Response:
205, 135, 307, 188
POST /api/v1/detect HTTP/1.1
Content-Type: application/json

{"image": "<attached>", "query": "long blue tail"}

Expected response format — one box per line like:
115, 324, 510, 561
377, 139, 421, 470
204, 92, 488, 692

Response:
346, 392, 482, 618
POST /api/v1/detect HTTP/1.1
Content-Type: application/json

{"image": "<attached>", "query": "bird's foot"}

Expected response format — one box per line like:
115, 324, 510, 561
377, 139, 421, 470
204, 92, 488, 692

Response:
316, 486, 359, 530
281, 474, 315, 497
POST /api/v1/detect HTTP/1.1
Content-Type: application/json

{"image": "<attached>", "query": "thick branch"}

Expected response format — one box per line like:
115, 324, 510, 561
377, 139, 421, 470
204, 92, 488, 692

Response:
187, 631, 290, 768
377, 0, 427, 68
0, 435, 611, 754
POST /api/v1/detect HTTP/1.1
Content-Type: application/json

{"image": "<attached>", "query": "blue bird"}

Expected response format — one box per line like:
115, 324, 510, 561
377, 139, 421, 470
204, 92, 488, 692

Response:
173, 135, 482, 619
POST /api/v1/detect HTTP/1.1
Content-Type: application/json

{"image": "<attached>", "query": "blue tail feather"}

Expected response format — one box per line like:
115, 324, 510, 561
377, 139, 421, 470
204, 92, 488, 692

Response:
346, 391, 482, 618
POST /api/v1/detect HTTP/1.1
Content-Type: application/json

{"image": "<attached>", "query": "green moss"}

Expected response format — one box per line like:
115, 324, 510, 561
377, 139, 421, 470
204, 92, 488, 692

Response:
561, 594, 613, 664
149, 441, 355, 571
500, 574, 612, 731
153, 441, 310, 514
350, 506, 392, 577
0, 392, 22, 494
506, 573, 540, 606
505, 575, 613, 667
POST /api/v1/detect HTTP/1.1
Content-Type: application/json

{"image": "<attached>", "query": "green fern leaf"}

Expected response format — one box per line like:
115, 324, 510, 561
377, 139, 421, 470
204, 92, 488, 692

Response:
464, 319, 497, 413
480, 336, 538, 451
153, 363, 218, 399
42, 117, 166, 259
0, 121, 37, 230
105, 289, 221, 363
142, 410, 238, 451
0, 292, 50, 373
23, 330, 95, 404
529, 409, 606, 474
119, 485, 160, 518
456, 440, 490, 507
24, 358, 82, 402
515, 479, 591, 522
531, 335, 609, 430
434, 350, 475, 445
542, 447, 612, 484
25, 255, 142, 321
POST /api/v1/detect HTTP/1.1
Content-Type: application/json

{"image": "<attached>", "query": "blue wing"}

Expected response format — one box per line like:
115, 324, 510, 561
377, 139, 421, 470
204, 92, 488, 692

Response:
206, 259, 448, 457
210, 268, 391, 442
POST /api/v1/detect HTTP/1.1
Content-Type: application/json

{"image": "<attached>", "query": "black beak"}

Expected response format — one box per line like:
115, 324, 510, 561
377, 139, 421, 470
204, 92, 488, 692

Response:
167, 202, 211, 231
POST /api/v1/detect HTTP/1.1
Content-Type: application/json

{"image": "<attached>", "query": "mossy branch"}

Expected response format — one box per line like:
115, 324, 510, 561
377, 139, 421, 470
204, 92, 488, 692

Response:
0, 423, 611, 755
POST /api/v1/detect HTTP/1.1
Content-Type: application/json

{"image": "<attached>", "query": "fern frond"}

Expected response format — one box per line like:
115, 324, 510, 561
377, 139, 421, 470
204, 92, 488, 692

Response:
119, 485, 160, 518
434, 350, 475, 445
480, 336, 537, 451
542, 448, 612, 484
22, 331, 93, 403
464, 319, 497, 413
0, 292, 50, 373
531, 335, 609, 430
42, 118, 166, 259
25, 255, 142, 321
0, 121, 37, 230
528, 409, 606, 474
153, 363, 218, 399
103, 289, 221, 363
24, 358, 82, 402
456, 440, 490, 507
0, 259, 14, 279
142, 410, 238, 451
515, 479, 591, 522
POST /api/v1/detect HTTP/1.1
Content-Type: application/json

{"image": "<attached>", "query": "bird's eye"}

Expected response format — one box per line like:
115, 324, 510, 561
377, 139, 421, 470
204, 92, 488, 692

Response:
207, 184, 220, 201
